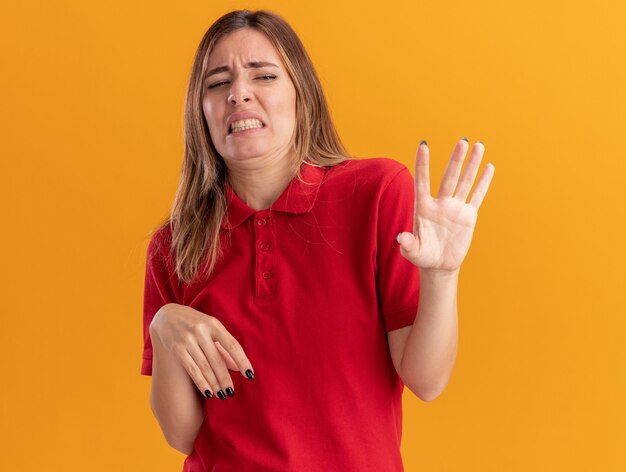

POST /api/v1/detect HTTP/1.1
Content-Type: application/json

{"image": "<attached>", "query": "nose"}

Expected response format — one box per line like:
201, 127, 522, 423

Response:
228, 80, 252, 105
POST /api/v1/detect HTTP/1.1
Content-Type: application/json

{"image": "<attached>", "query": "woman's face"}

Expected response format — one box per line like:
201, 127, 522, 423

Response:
202, 28, 297, 166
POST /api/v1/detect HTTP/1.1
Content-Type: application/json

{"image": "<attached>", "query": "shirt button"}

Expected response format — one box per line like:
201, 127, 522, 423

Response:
262, 271, 272, 279
260, 243, 270, 251
257, 218, 267, 226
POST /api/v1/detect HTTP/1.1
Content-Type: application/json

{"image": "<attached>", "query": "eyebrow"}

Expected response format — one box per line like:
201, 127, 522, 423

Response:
204, 61, 279, 80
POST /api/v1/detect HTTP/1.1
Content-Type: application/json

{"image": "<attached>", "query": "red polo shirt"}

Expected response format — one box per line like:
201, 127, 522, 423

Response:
141, 157, 421, 471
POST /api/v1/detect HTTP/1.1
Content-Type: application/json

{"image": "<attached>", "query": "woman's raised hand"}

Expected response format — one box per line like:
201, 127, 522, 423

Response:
149, 303, 255, 399
397, 138, 495, 273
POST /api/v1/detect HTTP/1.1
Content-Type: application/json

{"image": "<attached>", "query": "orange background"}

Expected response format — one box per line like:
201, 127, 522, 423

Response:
1, 0, 625, 470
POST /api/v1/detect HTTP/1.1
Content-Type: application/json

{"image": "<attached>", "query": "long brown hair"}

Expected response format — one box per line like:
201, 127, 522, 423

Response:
152, 9, 352, 284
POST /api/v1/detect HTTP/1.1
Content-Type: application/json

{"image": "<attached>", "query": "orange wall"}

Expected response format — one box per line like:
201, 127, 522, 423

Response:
1, 0, 624, 470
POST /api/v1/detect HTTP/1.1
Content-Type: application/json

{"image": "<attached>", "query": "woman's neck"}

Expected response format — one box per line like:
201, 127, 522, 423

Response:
226, 155, 298, 211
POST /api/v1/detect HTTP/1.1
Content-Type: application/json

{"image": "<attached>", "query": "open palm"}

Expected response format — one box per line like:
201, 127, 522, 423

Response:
397, 139, 495, 272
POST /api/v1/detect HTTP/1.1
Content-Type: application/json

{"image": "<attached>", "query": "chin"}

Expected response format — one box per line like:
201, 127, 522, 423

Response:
222, 148, 270, 163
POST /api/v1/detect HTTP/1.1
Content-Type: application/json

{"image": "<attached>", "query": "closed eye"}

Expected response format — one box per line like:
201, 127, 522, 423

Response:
256, 74, 277, 81
207, 80, 229, 89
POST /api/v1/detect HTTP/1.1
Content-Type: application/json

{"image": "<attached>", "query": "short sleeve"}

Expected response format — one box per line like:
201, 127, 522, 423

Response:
376, 166, 421, 331
141, 229, 180, 376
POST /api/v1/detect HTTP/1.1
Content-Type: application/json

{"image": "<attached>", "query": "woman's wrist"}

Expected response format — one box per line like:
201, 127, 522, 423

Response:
149, 303, 177, 342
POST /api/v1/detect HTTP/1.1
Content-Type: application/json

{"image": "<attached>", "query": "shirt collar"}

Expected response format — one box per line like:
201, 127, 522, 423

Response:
221, 161, 327, 230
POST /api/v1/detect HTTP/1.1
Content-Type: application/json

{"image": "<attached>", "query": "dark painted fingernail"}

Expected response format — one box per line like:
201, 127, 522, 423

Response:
245, 369, 255, 380
217, 390, 226, 400
419, 140, 428, 146
204, 389, 213, 399
461, 137, 469, 142
226, 387, 235, 397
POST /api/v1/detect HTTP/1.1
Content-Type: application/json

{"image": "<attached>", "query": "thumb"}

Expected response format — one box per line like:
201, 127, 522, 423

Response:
396, 232, 420, 263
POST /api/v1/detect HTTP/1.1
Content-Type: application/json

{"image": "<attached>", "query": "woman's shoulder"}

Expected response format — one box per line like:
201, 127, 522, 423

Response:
326, 157, 409, 187
337, 156, 406, 170
147, 221, 174, 260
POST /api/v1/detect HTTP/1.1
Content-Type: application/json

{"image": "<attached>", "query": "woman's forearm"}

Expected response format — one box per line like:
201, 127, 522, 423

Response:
149, 304, 204, 455
400, 269, 459, 401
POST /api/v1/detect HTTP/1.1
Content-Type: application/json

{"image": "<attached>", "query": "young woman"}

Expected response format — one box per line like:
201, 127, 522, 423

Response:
141, 9, 494, 471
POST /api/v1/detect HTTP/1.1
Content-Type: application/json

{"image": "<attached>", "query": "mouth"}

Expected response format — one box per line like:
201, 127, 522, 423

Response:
228, 118, 265, 134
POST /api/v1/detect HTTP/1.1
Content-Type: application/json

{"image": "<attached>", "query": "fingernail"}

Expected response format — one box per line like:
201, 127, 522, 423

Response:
245, 369, 255, 380
477, 140, 484, 145
226, 387, 235, 397
204, 389, 213, 399
461, 137, 469, 142
217, 390, 226, 400
419, 140, 428, 146
396, 233, 402, 244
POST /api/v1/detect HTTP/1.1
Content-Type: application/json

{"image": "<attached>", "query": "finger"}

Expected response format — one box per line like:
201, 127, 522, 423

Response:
414, 141, 430, 200
215, 341, 239, 370
437, 138, 470, 198
468, 163, 495, 211
211, 327, 255, 380
397, 231, 420, 264
175, 344, 219, 399
192, 337, 234, 399
454, 141, 485, 203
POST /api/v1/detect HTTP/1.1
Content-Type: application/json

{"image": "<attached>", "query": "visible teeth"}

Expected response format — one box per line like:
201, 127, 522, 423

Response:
230, 119, 263, 133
